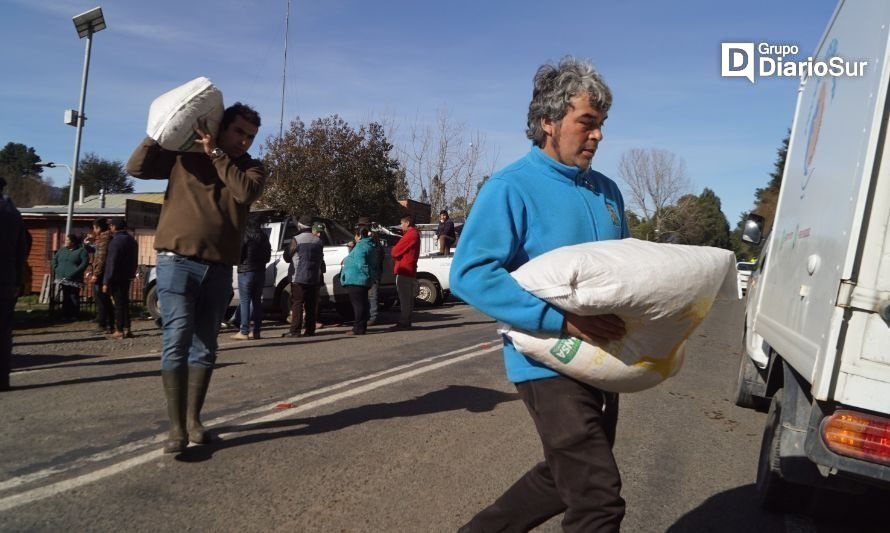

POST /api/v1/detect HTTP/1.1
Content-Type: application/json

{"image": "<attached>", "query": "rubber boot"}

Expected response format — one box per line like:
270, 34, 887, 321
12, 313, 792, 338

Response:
186, 366, 214, 444
161, 369, 188, 453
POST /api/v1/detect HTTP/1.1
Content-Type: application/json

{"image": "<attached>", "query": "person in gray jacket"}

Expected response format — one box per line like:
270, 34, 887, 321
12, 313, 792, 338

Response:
282, 216, 325, 338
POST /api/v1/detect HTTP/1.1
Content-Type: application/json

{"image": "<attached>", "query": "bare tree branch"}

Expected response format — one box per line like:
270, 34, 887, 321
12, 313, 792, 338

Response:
396, 107, 490, 219
618, 148, 690, 231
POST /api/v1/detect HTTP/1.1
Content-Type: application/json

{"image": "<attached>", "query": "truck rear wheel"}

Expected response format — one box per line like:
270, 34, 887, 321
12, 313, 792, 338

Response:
416, 277, 443, 306
734, 352, 767, 410
277, 282, 292, 322
756, 390, 812, 512
145, 285, 160, 322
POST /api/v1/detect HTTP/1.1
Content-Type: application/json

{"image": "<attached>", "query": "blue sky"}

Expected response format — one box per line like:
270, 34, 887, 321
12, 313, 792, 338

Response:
2, 0, 841, 224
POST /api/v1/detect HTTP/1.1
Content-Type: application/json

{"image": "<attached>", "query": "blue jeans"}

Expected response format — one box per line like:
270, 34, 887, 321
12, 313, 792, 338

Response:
156, 254, 233, 371
237, 270, 263, 336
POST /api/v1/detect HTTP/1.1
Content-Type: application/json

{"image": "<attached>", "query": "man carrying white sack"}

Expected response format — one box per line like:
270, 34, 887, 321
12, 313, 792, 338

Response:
451, 57, 630, 532
127, 103, 266, 454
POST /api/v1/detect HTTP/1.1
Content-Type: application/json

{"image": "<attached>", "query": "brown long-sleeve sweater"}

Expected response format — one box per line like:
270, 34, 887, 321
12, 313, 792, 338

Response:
90, 229, 112, 280
126, 137, 266, 265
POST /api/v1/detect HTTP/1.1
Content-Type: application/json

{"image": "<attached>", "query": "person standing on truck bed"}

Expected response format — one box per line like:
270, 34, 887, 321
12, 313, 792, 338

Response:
450, 56, 630, 532
126, 102, 267, 455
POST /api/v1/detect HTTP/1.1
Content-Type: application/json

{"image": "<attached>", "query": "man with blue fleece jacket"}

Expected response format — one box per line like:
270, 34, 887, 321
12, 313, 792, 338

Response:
451, 57, 630, 532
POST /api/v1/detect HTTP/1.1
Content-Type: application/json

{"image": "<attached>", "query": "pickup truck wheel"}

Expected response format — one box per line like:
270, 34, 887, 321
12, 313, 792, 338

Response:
416, 277, 443, 306
277, 283, 292, 321
145, 285, 161, 323
756, 390, 812, 512
734, 352, 766, 410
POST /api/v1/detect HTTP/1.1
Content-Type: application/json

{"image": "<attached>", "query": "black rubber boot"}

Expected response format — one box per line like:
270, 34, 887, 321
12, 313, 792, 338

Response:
161, 369, 188, 453
186, 366, 214, 444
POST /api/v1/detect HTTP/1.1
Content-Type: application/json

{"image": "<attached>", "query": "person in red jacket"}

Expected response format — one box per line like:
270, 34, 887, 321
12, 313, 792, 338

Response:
390, 215, 420, 329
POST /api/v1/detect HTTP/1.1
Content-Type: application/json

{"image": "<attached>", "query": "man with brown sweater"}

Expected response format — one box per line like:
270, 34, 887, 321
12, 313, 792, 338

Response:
87, 217, 114, 333
127, 102, 266, 454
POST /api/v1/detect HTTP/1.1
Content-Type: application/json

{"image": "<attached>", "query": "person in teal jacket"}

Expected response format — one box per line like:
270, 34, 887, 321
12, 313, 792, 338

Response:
340, 226, 379, 335
451, 57, 630, 532
52, 234, 90, 321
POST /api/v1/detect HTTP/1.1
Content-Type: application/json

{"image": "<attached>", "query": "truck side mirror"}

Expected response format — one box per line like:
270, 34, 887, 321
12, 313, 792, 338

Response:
741, 214, 765, 245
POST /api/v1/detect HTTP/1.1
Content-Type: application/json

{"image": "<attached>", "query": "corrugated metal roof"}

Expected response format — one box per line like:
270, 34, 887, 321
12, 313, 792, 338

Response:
23, 192, 165, 212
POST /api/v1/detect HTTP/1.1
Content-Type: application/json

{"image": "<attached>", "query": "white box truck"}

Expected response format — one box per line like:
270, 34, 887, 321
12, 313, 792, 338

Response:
735, 0, 890, 513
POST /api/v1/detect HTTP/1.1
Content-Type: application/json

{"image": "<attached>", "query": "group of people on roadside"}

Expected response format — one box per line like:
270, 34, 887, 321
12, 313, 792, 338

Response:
275, 213, 421, 339
51, 217, 138, 338
340, 213, 421, 335
222, 209, 423, 341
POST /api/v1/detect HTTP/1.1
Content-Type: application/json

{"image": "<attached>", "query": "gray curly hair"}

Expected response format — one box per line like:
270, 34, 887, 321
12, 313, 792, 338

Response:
526, 57, 612, 147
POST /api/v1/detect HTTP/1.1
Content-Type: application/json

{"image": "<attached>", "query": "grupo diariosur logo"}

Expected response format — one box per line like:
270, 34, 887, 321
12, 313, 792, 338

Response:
721, 42, 868, 83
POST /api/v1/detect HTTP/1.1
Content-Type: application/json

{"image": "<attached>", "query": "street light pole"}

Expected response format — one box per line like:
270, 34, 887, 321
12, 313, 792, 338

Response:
66, 6, 106, 236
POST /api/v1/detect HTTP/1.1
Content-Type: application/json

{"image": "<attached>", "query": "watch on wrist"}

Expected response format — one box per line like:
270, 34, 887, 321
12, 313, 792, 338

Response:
210, 147, 225, 160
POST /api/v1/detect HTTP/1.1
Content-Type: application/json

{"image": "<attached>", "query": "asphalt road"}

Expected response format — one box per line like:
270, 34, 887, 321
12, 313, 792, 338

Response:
1, 298, 885, 531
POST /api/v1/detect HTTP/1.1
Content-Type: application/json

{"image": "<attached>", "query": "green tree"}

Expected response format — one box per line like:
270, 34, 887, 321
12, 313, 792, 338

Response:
459, 174, 491, 220
660, 188, 731, 248
61, 152, 134, 199
0, 142, 59, 207
262, 115, 405, 226
730, 131, 789, 259
448, 195, 469, 222
618, 148, 690, 234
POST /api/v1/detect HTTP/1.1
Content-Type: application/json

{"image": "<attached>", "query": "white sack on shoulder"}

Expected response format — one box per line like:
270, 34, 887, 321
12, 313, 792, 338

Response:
503, 238, 737, 392
147, 77, 224, 153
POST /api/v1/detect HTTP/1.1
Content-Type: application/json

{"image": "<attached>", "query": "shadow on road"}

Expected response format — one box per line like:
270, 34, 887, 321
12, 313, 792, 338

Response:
9, 361, 244, 391
12, 354, 158, 371
667, 484, 886, 533
178, 385, 518, 462
666, 485, 785, 533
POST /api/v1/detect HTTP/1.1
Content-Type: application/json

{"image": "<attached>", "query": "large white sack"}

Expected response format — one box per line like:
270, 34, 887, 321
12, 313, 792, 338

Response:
146, 77, 224, 152
502, 238, 737, 393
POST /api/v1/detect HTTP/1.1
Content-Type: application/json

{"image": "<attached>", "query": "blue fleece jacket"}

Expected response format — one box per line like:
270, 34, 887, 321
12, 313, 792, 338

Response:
450, 146, 629, 383
340, 237, 378, 288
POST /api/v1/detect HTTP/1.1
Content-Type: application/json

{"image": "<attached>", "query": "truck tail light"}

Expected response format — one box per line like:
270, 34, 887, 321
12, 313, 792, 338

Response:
822, 410, 890, 466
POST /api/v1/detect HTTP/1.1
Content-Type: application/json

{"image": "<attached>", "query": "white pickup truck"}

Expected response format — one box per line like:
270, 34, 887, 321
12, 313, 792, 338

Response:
735, 0, 890, 514
143, 213, 454, 320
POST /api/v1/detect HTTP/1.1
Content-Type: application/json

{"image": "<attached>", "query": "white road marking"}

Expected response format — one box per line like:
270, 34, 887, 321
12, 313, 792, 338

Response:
11, 350, 161, 375
3, 340, 493, 493
0, 341, 501, 512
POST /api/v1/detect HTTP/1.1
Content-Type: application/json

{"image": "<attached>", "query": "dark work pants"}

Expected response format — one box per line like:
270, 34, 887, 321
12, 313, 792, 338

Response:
345, 285, 369, 334
60, 285, 80, 320
290, 282, 320, 335
94, 282, 113, 330
109, 280, 131, 332
1, 291, 15, 389
460, 375, 624, 533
